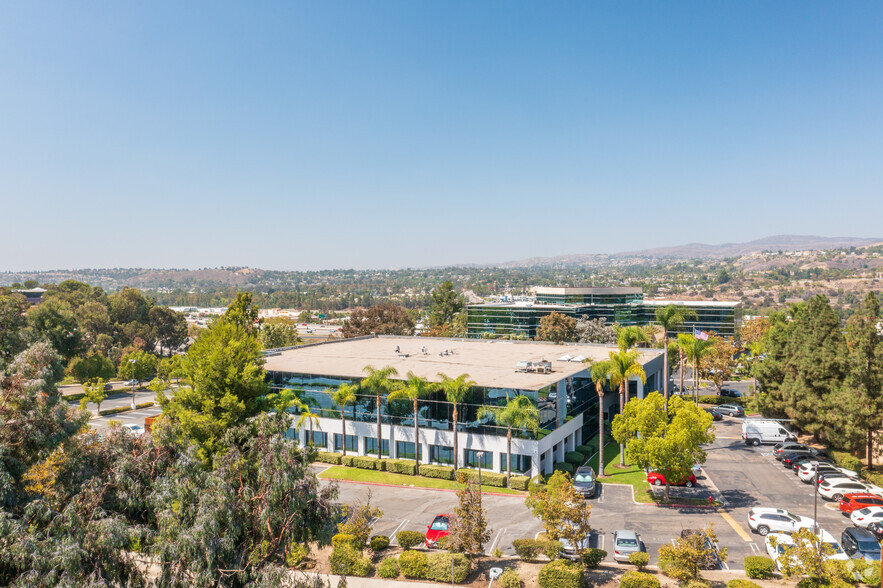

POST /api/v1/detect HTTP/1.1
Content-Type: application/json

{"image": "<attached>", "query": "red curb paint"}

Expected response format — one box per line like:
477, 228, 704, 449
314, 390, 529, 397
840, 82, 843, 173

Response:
318, 477, 524, 498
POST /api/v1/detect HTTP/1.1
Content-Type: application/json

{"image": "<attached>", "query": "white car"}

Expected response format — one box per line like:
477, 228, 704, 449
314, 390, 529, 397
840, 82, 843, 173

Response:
121, 424, 145, 436
765, 530, 848, 570
851, 507, 883, 528
817, 478, 879, 501
747, 507, 816, 536
797, 463, 858, 483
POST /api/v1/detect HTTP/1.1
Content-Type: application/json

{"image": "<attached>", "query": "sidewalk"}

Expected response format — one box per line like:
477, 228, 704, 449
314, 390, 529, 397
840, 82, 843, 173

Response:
298, 572, 441, 587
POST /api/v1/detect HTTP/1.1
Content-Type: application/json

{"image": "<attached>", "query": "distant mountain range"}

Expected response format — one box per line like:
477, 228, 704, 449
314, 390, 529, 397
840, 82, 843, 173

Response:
493, 235, 882, 267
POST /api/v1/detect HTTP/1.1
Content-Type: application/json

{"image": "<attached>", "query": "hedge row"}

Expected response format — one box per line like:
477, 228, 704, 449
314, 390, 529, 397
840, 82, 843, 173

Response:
698, 396, 747, 407
564, 451, 585, 466
316, 451, 342, 464
509, 475, 531, 491
386, 459, 417, 475
831, 450, 863, 474
575, 444, 595, 456
418, 464, 455, 480
456, 468, 507, 488
99, 402, 155, 416
553, 462, 574, 475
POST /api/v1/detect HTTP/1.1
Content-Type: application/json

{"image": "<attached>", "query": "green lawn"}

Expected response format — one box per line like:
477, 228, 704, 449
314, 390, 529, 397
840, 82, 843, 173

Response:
318, 466, 525, 496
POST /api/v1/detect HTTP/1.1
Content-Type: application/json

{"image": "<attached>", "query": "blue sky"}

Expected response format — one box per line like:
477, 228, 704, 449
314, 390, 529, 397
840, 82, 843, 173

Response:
2, 2, 881, 271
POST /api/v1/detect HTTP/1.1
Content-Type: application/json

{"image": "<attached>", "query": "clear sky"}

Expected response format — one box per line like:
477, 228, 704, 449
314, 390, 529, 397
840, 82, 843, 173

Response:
2, 2, 881, 271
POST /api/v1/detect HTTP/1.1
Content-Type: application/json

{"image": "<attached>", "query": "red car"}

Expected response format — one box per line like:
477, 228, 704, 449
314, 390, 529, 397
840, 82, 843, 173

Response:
839, 493, 883, 514
647, 472, 697, 487
425, 514, 451, 548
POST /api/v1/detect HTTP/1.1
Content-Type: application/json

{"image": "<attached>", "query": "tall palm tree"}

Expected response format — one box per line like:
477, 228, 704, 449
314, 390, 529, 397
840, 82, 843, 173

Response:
294, 399, 321, 448
437, 372, 475, 471
678, 334, 713, 403
654, 305, 698, 412
361, 365, 399, 460
478, 394, 539, 487
616, 325, 650, 352
331, 383, 359, 456
387, 372, 437, 468
588, 360, 612, 476
603, 348, 647, 466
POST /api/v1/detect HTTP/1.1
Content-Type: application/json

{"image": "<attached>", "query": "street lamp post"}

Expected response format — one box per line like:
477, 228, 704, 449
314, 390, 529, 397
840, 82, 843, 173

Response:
129, 359, 137, 409
812, 461, 821, 579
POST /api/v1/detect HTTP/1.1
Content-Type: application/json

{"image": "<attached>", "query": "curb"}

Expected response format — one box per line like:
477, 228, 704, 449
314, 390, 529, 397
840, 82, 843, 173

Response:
318, 477, 525, 498
598, 482, 717, 509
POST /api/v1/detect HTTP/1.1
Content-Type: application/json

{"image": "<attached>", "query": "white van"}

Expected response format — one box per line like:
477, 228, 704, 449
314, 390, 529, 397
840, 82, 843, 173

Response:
742, 420, 796, 446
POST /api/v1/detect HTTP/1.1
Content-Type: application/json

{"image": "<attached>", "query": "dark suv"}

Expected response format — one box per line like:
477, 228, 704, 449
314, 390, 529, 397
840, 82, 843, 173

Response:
573, 466, 597, 498
841, 527, 882, 560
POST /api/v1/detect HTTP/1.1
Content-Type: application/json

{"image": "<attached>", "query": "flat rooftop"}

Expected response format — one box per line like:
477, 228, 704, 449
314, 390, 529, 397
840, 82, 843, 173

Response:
263, 336, 662, 391
534, 286, 642, 295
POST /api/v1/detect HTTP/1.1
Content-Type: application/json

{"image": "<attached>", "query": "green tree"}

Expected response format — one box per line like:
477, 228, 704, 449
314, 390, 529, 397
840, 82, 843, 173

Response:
653, 304, 697, 411
158, 305, 268, 464
342, 303, 415, 337
678, 334, 713, 403
331, 383, 359, 456
611, 392, 714, 501
575, 316, 617, 345
26, 298, 83, 360
537, 312, 577, 343
297, 310, 312, 324
157, 354, 186, 386
701, 335, 738, 394
437, 372, 475, 471
79, 378, 109, 413
525, 470, 592, 548
658, 525, 726, 581
447, 479, 492, 555
259, 317, 302, 350
0, 293, 29, 367
596, 348, 647, 466
588, 360, 612, 476
117, 349, 158, 382
149, 305, 188, 356
387, 372, 437, 468
223, 291, 262, 333
616, 325, 650, 351
478, 394, 539, 486
68, 352, 115, 384
427, 280, 465, 329
361, 365, 399, 460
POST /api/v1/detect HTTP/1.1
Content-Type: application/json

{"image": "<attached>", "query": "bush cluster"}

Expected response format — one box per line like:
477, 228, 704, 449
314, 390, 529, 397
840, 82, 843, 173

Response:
426, 552, 471, 583
564, 451, 585, 465
376, 556, 399, 579
368, 535, 389, 552
418, 464, 455, 480
743, 556, 776, 579
396, 530, 425, 550
340, 455, 354, 467
629, 551, 650, 571
553, 462, 574, 475
509, 475, 531, 491
699, 396, 747, 407
329, 545, 372, 577
398, 550, 429, 579
316, 451, 342, 464
830, 450, 863, 474
581, 548, 607, 569
497, 569, 523, 588
456, 468, 507, 487
331, 533, 361, 550
386, 459, 417, 475
351, 456, 384, 470
512, 538, 562, 561
575, 444, 595, 456
537, 559, 583, 588
726, 580, 763, 588
619, 571, 661, 588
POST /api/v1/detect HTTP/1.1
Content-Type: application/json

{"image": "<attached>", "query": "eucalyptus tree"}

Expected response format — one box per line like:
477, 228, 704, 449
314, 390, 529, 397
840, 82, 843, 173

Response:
331, 383, 359, 456
437, 372, 475, 470
386, 372, 437, 468
653, 304, 697, 411
588, 360, 612, 476
360, 365, 399, 460
478, 394, 539, 487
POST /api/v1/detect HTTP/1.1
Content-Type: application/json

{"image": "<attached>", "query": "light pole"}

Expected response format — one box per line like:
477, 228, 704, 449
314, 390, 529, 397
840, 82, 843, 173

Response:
476, 451, 485, 491
812, 460, 821, 579
129, 359, 137, 409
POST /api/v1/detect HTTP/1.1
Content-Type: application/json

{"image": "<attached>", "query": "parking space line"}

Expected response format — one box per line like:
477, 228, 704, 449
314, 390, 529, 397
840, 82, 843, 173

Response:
719, 511, 753, 542
748, 542, 759, 554
487, 528, 505, 554
721, 561, 730, 570
389, 519, 409, 544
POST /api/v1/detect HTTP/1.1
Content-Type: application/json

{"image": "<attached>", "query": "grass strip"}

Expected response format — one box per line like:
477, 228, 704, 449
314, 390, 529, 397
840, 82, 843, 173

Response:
318, 465, 524, 495
598, 444, 715, 505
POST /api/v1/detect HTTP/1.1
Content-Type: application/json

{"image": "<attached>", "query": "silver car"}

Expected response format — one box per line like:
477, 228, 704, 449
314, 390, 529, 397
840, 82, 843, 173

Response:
612, 530, 644, 562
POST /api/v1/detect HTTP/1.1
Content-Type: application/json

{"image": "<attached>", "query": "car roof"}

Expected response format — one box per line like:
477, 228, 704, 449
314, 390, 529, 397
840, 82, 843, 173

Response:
765, 532, 794, 545
614, 530, 639, 540
576, 466, 595, 474
845, 527, 877, 539
750, 507, 791, 515
844, 493, 881, 501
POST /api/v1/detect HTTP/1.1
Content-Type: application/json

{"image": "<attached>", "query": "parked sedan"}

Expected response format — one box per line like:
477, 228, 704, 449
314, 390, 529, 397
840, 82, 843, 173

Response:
720, 388, 742, 398
704, 407, 722, 421
612, 530, 644, 562
715, 404, 745, 417
841, 527, 882, 561
841, 495, 883, 515
850, 507, 883, 528
781, 449, 827, 468
647, 472, 697, 487
774, 442, 808, 459
798, 462, 857, 483
747, 507, 816, 536
818, 478, 879, 501
425, 514, 451, 549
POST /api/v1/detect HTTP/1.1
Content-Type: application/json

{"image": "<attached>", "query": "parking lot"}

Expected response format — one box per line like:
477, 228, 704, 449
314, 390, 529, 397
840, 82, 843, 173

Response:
320, 414, 860, 570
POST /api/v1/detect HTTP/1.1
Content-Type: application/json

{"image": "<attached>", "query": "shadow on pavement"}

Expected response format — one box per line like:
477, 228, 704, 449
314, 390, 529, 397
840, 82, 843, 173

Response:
719, 489, 760, 508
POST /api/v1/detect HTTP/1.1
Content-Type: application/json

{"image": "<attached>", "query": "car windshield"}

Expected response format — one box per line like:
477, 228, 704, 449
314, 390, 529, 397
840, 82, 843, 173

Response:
784, 514, 799, 522
857, 540, 880, 551
617, 538, 638, 548
430, 518, 448, 531
575, 473, 594, 483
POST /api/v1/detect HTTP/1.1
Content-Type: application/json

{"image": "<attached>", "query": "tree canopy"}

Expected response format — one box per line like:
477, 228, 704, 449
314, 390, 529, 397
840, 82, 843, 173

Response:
342, 303, 415, 338
537, 312, 577, 343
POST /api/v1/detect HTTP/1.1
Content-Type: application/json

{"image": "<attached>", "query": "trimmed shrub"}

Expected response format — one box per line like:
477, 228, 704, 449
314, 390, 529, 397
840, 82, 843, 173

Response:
553, 462, 574, 475
629, 551, 650, 571
352, 456, 382, 470
316, 451, 342, 465
99, 402, 155, 416
332, 533, 361, 550
498, 569, 523, 588
396, 530, 425, 550
340, 455, 354, 467
699, 396, 747, 407
512, 538, 541, 561
285, 542, 309, 568
565, 451, 586, 466
538, 559, 583, 588
329, 545, 372, 577
376, 556, 399, 579
398, 550, 428, 579
369, 535, 390, 552
620, 571, 661, 588
426, 552, 471, 583
456, 468, 507, 487
540, 540, 562, 561
659, 560, 693, 582
509, 475, 530, 491
581, 548, 607, 569
682, 580, 711, 588
744, 556, 776, 579
386, 459, 417, 475
576, 444, 595, 456
418, 464, 456, 480
726, 581, 763, 588
831, 450, 863, 474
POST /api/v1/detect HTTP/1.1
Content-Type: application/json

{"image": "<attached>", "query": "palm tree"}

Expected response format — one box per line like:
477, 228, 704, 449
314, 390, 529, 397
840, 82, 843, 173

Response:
386, 372, 437, 468
294, 399, 321, 448
604, 348, 647, 466
616, 325, 649, 352
678, 334, 713, 403
437, 372, 475, 471
361, 365, 399, 460
588, 360, 612, 476
654, 305, 698, 412
478, 394, 539, 487
331, 383, 359, 456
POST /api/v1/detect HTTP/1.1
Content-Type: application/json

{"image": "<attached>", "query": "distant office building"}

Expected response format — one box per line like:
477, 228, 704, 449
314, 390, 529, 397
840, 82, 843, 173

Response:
12, 287, 46, 305
264, 335, 663, 477
466, 287, 741, 339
